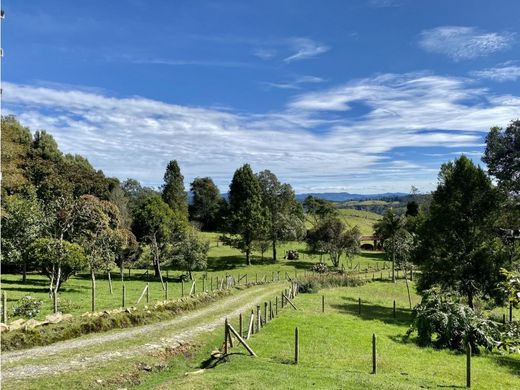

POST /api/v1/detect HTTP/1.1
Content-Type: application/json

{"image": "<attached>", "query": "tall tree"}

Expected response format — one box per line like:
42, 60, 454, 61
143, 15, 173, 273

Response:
257, 170, 305, 261
172, 227, 209, 280
414, 156, 503, 308
189, 177, 222, 230
1, 191, 45, 282
162, 160, 188, 220
133, 194, 185, 285
303, 195, 338, 226
375, 209, 404, 283
483, 120, 520, 195
227, 164, 266, 265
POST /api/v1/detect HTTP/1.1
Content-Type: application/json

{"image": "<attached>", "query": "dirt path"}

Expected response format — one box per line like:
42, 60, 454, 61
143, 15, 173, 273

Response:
1, 283, 282, 381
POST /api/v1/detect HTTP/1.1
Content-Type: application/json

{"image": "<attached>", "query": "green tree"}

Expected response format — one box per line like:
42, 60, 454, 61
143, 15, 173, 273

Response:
1, 192, 45, 282
162, 160, 188, 220
375, 209, 404, 283
0, 115, 32, 194
133, 194, 185, 285
257, 170, 305, 261
303, 195, 338, 226
28, 238, 87, 292
227, 164, 266, 265
414, 156, 503, 308
172, 228, 209, 279
306, 217, 360, 268
189, 177, 222, 230
483, 120, 520, 195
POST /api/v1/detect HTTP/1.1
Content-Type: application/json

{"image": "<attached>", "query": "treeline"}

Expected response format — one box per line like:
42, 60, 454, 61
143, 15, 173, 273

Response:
1, 116, 305, 292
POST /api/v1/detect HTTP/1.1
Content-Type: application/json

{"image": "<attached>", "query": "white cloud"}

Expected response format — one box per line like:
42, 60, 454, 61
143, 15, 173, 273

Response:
4, 71, 518, 193
252, 48, 277, 60
283, 38, 329, 63
418, 26, 515, 61
261, 75, 325, 90
471, 65, 520, 82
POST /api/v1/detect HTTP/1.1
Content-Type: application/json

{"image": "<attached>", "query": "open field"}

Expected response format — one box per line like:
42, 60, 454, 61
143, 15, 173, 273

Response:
134, 282, 520, 390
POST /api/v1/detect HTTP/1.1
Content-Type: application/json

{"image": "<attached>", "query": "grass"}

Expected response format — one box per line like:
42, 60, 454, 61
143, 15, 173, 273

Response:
134, 281, 520, 390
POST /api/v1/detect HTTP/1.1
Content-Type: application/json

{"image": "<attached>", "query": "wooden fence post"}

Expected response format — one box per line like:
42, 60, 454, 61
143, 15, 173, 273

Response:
247, 310, 254, 338
146, 282, 150, 304
256, 305, 261, 332
281, 292, 284, 308
122, 284, 126, 308
264, 302, 268, 324
393, 300, 396, 318
239, 313, 243, 338
275, 296, 278, 315
466, 343, 471, 388
322, 295, 325, 313
372, 334, 377, 374
2, 291, 7, 323
295, 327, 299, 364
224, 318, 229, 355
181, 280, 184, 297
202, 277, 205, 293
358, 298, 361, 315
165, 281, 169, 301
269, 301, 272, 320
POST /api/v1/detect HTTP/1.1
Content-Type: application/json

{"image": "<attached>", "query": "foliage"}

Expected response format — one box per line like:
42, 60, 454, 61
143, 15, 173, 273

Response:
375, 208, 405, 282
414, 156, 504, 308
496, 321, 520, 354
303, 195, 338, 226
483, 120, 520, 195
27, 238, 87, 291
306, 217, 360, 267
257, 170, 305, 261
297, 273, 365, 293
12, 296, 43, 319
227, 164, 267, 265
406, 289, 500, 353
172, 228, 209, 279
382, 228, 416, 269
162, 160, 188, 220
189, 177, 223, 231
1, 192, 45, 281
310, 262, 329, 274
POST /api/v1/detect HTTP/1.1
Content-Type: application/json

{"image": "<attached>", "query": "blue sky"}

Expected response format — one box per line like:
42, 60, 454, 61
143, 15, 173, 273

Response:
3, 0, 520, 193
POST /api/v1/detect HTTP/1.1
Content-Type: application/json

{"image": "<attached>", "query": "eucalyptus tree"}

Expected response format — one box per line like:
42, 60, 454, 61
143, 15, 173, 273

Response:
162, 160, 188, 220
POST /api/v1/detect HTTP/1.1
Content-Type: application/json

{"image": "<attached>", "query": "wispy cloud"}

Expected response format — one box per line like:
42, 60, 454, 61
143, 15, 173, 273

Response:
261, 75, 325, 90
418, 26, 515, 61
4, 71, 518, 193
369, 0, 402, 8
283, 38, 329, 63
471, 65, 520, 82
252, 48, 277, 60
130, 58, 252, 68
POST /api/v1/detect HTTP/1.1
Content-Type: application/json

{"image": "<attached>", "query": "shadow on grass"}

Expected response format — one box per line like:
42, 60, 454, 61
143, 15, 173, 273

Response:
330, 296, 412, 326
207, 255, 275, 271
492, 355, 520, 376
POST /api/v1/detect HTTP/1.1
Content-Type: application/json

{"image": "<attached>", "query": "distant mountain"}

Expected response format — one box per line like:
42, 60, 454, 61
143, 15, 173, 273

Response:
294, 192, 408, 202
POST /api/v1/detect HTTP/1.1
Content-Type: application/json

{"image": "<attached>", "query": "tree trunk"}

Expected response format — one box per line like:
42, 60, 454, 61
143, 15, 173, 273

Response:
108, 270, 113, 294
246, 248, 251, 266
272, 239, 277, 262
120, 260, 124, 282
91, 270, 96, 312
22, 261, 27, 284
467, 290, 474, 309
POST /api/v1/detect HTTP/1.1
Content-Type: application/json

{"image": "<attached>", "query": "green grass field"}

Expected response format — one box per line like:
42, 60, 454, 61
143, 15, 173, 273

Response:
134, 281, 520, 390
0, 234, 387, 320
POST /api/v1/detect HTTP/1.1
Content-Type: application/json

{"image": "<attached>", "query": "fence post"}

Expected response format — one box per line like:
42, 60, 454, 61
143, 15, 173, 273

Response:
295, 327, 299, 364
224, 318, 229, 355
372, 334, 377, 374
146, 283, 150, 304
2, 291, 7, 323
269, 301, 272, 320
122, 284, 126, 308
202, 277, 205, 293
358, 298, 361, 315
466, 343, 471, 388
165, 281, 169, 301
239, 313, 243, 338
181, 280, 184, 297
256, 305, 261, 332
393, 300, 396, 318
264, 302, 268, 324
322, 295, 325, 313
275, 296, 278, 315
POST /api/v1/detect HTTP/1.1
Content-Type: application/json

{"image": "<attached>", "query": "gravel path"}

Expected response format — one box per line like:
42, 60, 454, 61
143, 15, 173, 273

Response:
1, 284, 281, 381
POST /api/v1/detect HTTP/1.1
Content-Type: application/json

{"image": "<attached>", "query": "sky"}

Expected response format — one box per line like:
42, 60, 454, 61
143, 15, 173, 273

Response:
2, 0, 520, 194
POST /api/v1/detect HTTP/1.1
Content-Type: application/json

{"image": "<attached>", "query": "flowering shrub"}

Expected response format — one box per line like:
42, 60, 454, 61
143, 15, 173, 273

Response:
12, 296, 43, 318
311, 262, 329, 274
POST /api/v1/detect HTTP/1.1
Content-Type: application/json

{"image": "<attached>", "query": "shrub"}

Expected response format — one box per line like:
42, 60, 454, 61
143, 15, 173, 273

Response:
497, 320, 520, 354
297, 273, 365, 293
311, 263, 329, 274
12, 296, 43, 319
406, 289, 500, 353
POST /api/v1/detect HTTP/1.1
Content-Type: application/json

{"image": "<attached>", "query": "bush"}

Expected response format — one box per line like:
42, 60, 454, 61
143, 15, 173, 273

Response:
12, 296, 43, 319
406, 289, 500, 353
311, 263, 329, 274
297, 273, 365, 293
497, 320, 520, 354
